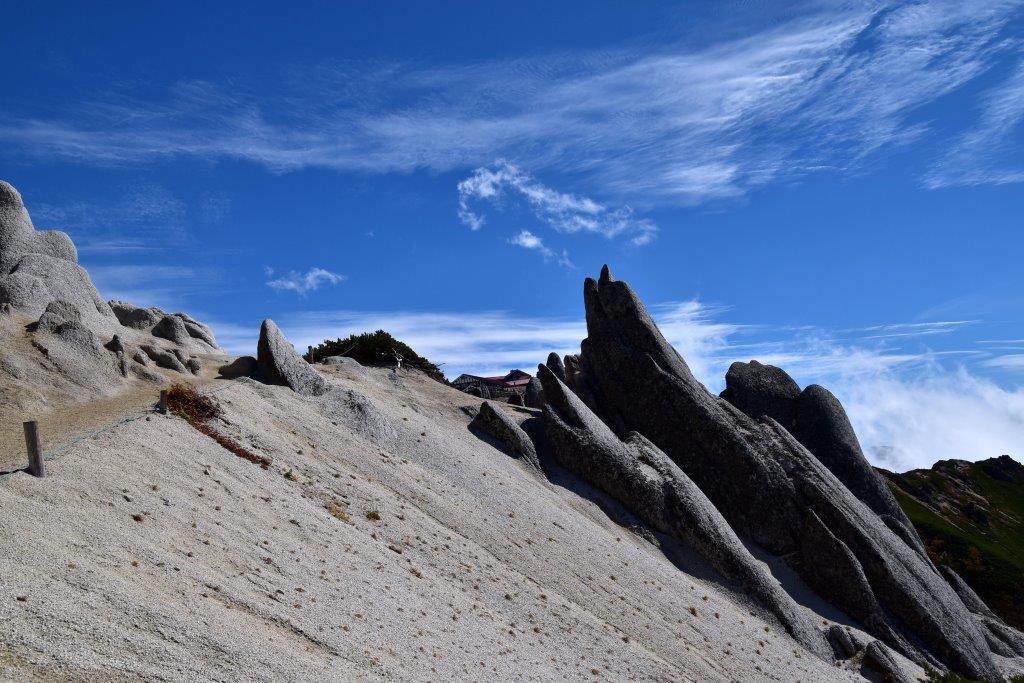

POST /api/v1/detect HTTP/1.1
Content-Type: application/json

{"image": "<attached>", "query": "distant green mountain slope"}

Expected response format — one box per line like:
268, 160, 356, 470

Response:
880, 455, 1024, 630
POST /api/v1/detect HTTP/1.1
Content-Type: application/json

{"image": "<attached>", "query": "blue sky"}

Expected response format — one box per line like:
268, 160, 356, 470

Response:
2, 1, 1024, 469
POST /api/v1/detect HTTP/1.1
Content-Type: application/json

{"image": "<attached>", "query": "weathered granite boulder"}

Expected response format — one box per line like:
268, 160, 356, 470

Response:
32, 299, 82, 334
720, 360, 800, 427
140, 344, 188, 373
720, 360, 923, 554
523, 376, 544, 409
2, 180, 222, 394
545, 352, 566, 381
580, 266, 801, 552
573, 265, 1002, 680
29, 301, 120, 389
256, 319, 330, 396
507, 392, 524, 406
862, 641, 917, 683
798, 508, 914, 658
790, 384, 917, 535
109, 300, 164, 330
105, 334, 125, 355
0, 181, 114, 325
108, 301, 219, 351
174, 312, 218, 348
537, 364, 830, 659
152, 314, 192, 346
469, 401, 542, 473
219, 356, 258, 378
940, 566, 1024, 658
827, 625, 859, 660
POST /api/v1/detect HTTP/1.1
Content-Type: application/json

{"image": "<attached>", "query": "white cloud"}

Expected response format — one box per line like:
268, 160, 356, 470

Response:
509, 230, 546, 251
508, 229, 575, 267
2, 2, 1021, 202
981, 353, 1024, 370
459, 161, 656, 245
837, 371, 1024, 471
86, 264, 219, 310
925, 61, 1024, 188
266, 267, 346, 295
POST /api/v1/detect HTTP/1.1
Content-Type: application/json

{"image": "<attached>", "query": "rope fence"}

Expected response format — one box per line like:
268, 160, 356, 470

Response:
0, 380, 242, 484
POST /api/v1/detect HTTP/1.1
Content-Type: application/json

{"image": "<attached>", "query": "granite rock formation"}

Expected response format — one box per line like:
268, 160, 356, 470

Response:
469, 401, 543, 474
523, 377, 545, 409
538, 363, 830, 658
529, 265, 1017, 681
0, 180, 225, 402
0, 180, 113, 326
256, 320, 330, 396
720, 360, 925, 555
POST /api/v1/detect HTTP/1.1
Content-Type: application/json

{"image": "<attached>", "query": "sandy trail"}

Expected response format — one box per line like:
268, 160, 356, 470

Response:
0, 358, 227, 474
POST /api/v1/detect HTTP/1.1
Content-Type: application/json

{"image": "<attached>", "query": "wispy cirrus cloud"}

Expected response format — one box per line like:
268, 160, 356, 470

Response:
508, 230, 575, 268
925, 61, 1024, 188
266, 267, 346, 295
981, 353, 1024, 371
31, 183, 188, 253
1, 2, 1021, 206
87, 264, 220, 310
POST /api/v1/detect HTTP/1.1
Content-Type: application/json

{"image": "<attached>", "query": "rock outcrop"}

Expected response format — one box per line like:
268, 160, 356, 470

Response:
862, 641, 917, 683
141, 344, 189, 374
719, 360, 800, 426
523, 377, 544, 409
0, 180, 114, 325
469, 401, 542, 473
29, 300, 116, 389
111, 301, 219, 353
545, 352, 566, 382
940, 566, 1024, 658
152, 314, 192, 346
218, 356, 258, 378
0, 180, 224, 402
256, 320, 330, 396
555, 265, 1008, 681
109, 300, 164, 330
538, 364, 830, 658
720, 360, 924, 555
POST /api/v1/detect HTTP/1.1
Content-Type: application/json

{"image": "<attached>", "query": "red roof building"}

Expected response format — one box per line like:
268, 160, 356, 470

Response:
453, 369, 532, 394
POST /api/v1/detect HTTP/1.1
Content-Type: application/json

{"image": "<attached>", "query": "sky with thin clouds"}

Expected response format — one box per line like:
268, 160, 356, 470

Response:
2, 0, 1024, 469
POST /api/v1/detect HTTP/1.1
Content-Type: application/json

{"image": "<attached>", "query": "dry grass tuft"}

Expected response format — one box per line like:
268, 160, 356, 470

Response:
325, 501, 351, 523
165, 383, 272, 468
166, 383, 220, 424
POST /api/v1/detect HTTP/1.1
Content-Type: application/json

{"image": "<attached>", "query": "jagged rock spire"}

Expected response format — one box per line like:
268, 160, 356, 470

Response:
570, 267, 1002, 681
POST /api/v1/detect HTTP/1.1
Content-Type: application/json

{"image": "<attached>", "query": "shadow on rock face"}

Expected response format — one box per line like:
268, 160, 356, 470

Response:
545, 264, 1009, 681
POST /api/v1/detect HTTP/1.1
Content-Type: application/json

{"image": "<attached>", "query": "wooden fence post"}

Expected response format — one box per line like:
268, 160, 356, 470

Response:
23, 420, 44, 478
159, 389, 168, 415
308, 345, 314, 364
